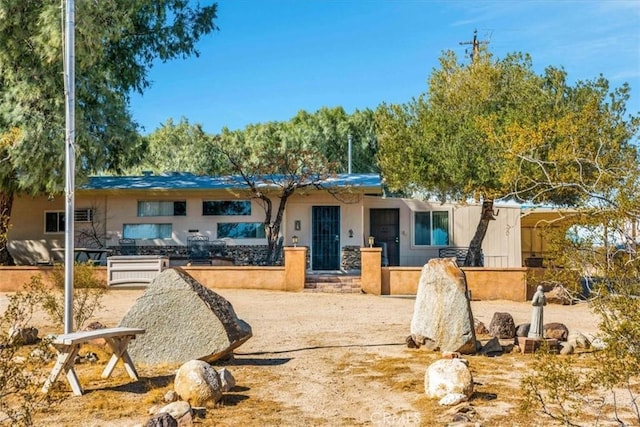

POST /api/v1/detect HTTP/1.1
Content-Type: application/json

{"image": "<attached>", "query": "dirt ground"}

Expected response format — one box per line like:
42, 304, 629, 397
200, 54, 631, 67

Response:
0, 289, 603, 426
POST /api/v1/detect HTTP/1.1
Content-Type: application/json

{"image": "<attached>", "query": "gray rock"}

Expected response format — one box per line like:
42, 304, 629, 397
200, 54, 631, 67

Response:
217, 367, 236, 392
158, 401, 193, 426
560, 342, 574, 355
544, 322, 569, 341
9, 326, 39, 345
174, 360, 222, 408
119, 268, 252, 364
146, 412, 178, 427
480, 337, 503, 357
515, 323, 530, 337
410, 258, 477, 354
568, 331, 591, 349
489, 312, 515, 339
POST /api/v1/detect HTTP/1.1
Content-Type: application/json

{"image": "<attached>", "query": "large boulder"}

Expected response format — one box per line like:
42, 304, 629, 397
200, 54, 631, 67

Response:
174, 360, 222, 408
119, 268, 252, 364
425, 359, 474, 399
410, 258, 477, 354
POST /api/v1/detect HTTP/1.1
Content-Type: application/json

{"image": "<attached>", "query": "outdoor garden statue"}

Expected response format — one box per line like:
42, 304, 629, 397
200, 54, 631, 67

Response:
528, 285, 546, 339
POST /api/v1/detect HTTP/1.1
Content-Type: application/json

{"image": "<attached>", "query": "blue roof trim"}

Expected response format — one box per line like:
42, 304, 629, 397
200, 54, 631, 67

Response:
81, 173, 382, 191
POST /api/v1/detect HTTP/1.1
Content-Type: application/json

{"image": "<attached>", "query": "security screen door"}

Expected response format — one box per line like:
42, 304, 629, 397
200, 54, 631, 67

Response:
312, 206, 340, 270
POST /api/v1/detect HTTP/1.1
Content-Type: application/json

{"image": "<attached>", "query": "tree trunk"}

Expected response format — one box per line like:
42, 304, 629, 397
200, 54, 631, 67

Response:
265, 192, 291, 265
0, 190, 15, 265
464, 199, 496, 267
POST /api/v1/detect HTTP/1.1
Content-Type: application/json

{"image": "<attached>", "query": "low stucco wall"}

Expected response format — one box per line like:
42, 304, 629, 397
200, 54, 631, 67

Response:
0, 265, 286, 292
385, 266, 533, 301
185, 266, 286, 291
0, 247, 307, 293
0, 266, 108, 292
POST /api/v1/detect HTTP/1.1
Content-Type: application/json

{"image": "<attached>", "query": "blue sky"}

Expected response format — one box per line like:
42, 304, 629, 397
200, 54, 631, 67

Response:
129, 0, 640, 135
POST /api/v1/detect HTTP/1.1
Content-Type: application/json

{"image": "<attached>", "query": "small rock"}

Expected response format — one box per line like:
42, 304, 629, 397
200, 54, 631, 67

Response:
441, 351, 461, 359
406, 335, 419, 348
146, 412, 178, 427
560, 342, 574, 355
591, 337, 607, 350
217, 368, 236, 392
544, 323, 569, 341
480, 337, 503, 357
9, 326, 39, 345
158, 401, 192, 424
545, 286, 573, 305
515, 323, 530, 337
489, 312, 515, 339
474, 319, 489, 336
425, 359, 473, 399
568, 331, 591, 349
174, 360, 222, 407
164, 390, 179, 403
439, 392, 468, 406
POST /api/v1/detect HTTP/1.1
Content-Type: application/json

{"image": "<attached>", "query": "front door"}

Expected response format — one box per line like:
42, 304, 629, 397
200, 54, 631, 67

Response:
312, 206, 340, 270
370, 209, 400, 266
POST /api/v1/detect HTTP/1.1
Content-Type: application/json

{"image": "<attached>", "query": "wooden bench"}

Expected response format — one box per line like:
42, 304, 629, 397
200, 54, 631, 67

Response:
42, 327, 145, 396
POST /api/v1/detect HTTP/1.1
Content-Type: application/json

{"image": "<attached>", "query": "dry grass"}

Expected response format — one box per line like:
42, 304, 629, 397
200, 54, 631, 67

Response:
22, 340, 640, 426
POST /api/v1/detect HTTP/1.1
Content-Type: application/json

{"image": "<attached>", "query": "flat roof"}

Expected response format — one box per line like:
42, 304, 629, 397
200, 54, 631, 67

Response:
81, 173, 383, 193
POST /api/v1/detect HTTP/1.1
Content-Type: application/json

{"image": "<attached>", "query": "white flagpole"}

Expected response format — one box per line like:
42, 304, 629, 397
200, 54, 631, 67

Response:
63, 0, 76, 334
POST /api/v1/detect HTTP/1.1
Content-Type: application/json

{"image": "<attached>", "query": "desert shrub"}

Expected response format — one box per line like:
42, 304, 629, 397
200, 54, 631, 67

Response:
35, 262, 108, 330
522, 206, 640, 425
0, 285, 56, 426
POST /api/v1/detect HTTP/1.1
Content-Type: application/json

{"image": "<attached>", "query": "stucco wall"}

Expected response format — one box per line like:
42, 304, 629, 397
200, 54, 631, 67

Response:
384, 266, 532, 301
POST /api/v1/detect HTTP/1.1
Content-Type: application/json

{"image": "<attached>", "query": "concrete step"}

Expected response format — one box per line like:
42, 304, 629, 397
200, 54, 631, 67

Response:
304, 274, 362, 293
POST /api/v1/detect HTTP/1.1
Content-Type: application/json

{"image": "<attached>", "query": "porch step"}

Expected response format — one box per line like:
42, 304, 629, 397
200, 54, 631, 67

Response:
304, 274, 362, 293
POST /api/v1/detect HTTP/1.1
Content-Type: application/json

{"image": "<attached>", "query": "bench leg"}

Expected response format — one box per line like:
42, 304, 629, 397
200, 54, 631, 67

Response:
102, 336, 139, 381
42, 344, 84, 396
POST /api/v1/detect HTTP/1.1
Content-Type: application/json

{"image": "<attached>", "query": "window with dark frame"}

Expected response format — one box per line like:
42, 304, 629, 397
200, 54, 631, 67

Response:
217, 222, 266, 239
414, 211, 449, 246
137, 201, 186, 217
202, 200, 251, 216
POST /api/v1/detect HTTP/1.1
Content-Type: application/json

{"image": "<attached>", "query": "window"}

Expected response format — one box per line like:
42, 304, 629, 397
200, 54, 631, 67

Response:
74, 208, 93, 222
414, 211, 449, 246
203, 200, 251, 216
123, 223, 172, 239
45, 209, 95, 233
137, 201, 186, 217
45, 211, 65, 233
217, 222, 265, 239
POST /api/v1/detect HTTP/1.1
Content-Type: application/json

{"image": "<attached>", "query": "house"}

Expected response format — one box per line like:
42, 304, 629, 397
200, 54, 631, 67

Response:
7, 172, 524, 269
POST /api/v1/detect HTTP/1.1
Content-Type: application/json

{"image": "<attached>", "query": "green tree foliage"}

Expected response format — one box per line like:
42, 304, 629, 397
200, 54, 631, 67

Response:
376, 49, 639, 265
131, 117, 225, 175
217, 117, 339, 264
0, 0, 218, 264
290, 107, 378, 173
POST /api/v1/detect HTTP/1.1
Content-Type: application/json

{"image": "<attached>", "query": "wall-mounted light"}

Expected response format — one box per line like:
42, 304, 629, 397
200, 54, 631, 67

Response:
348, 229, 354, 238
294, 220, 301, 231
368, 236, 375, 248
292, 235, 298, 247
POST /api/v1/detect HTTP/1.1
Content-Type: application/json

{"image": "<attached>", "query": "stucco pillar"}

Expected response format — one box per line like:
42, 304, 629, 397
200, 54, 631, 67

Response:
360, 247, 382, 295
284, 247, 307, 292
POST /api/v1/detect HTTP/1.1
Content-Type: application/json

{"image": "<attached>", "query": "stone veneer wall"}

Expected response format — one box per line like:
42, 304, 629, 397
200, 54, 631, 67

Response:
107, 245, 359, 270
107, 245, 283, 266
341, 245, 361, 271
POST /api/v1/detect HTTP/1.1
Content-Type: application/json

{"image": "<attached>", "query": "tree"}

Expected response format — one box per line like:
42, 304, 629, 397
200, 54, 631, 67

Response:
216, 118, 339, 265
376, 49, 639, 265
131, 117, 225, 175
0, 1, 219, 264
290, 107, 379, 174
